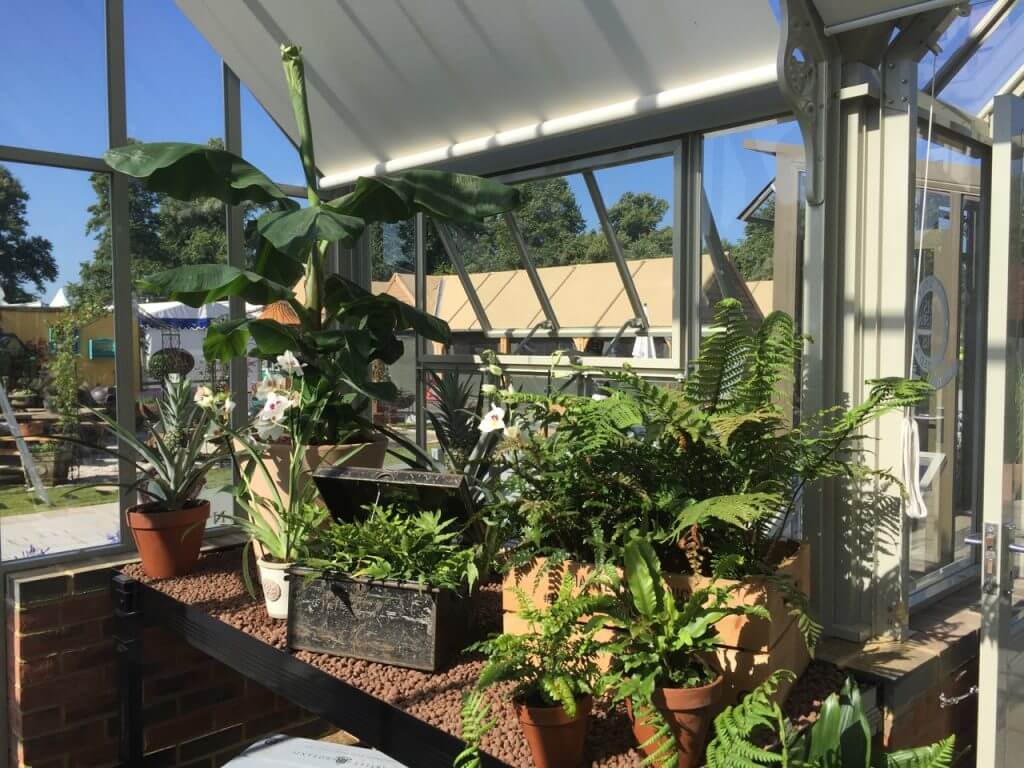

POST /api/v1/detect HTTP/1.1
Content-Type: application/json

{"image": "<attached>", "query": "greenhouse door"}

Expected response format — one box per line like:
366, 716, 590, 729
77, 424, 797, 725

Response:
976, 93, 1024, 768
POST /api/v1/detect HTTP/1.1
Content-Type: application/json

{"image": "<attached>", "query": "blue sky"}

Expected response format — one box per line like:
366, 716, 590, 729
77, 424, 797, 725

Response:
3, 0, 795, 304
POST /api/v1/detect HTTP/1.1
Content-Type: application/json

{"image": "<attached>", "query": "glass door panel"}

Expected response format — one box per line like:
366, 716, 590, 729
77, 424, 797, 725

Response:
978, 93, 1024, 768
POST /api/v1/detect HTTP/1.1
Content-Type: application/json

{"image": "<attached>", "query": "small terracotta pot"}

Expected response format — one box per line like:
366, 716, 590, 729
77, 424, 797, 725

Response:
127, 500, 209, 579
514, 695, 592, 768
626, 676, 723, 768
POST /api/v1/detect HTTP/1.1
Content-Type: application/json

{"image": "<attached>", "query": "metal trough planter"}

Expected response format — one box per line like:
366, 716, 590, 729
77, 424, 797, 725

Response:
286, 567, 472, 672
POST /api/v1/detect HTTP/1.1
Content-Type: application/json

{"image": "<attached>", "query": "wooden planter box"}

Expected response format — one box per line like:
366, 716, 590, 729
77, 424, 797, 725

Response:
286, 567, 472, 672
501, 543, 812, 706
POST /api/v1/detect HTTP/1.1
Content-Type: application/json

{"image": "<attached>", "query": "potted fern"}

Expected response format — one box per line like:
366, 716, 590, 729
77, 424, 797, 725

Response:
589, 538, 765, 768
70, 376, 235, 578
288, 503, 479, 670
456, 571, 611, 768
705, 672, 955, 768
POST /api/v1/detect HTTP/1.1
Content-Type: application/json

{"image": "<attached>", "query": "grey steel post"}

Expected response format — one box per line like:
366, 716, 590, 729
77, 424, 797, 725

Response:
502, 212, 559, 332
106, 0, 137, 532
223, 64, 248, 434
415, 213, 428, 449
582, 170, 647, 328
433, 219, 492, 332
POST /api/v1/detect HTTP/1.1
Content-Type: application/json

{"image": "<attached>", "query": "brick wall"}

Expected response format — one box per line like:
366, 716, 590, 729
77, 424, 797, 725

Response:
6, 560, 332, 768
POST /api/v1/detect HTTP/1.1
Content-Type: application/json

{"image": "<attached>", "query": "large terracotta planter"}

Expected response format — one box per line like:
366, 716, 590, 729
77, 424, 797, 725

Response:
127, 500, 209, 578
502, 544, 811, 706
242, 434, 388, 557
514, 695, 592, 768
626, 677, 722, 768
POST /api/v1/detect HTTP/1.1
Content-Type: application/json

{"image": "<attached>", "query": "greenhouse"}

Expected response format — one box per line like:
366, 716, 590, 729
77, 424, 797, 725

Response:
0, 1, 1021, 766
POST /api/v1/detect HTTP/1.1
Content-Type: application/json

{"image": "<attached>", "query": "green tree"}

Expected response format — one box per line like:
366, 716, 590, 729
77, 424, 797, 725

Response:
68, 138, 258, 305
0, 164, 57, 303
608, 191, 667, 242
729, 200, 775, 281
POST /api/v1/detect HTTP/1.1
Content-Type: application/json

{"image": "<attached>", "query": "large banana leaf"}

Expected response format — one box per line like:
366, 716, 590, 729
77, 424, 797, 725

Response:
324, 274, 451, 343
202, 318, 299, 362
329, 169, 521, 225
105, 142, 299, 208
257, 205, 365, 257
138, 263, 294, 308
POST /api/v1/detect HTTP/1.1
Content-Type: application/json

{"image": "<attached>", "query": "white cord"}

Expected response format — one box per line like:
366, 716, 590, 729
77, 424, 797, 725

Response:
903, 53, 938, 520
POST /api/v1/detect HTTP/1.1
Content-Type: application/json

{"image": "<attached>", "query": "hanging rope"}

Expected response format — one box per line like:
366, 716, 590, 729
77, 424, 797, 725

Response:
902, 53, 938, 520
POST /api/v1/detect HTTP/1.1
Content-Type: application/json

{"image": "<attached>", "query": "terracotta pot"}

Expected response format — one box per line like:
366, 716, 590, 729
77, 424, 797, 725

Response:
626, 676, 722, 768
242, 435, 388, 557
257, 558, 291, 619
127, 500, 209, 579
19, 421, 45, 437
514, 695, 592, 768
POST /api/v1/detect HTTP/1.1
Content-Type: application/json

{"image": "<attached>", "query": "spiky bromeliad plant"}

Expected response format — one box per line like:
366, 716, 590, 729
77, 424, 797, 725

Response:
705, 672, 955, 768
62, 375, 234, 511
104, 45, 521, 445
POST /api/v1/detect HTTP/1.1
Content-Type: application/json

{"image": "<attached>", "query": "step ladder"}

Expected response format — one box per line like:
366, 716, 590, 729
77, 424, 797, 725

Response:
0, 383, 50, 505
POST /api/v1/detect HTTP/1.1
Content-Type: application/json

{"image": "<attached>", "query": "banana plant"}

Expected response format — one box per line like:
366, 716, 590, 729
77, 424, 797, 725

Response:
104, 44, 521, 443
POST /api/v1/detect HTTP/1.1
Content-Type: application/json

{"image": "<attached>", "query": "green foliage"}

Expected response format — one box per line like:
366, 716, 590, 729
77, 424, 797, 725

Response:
456, 571, 612, 766
306, 504, 478, 591
102, 46, 519, 443
0, 164, 57, 303
45, 300, 106, 436
705, 671, 794, 768
706, 675, 954, 768
63, 376, 233, 512
729, 200, 776, 282
425, 370, 484, 474
147, 348, 195, 381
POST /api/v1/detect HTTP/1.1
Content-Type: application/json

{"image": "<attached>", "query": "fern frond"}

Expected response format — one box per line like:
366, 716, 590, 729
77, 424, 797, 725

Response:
705, 671, 795, 768
685, 299, 754, 413
455, 690, 496, 768
633, 699, 679, 768
886, 736, 955, 768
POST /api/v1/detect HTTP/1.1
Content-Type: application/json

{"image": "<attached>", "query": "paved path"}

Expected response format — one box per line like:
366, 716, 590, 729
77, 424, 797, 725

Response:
1, 503, 120, 561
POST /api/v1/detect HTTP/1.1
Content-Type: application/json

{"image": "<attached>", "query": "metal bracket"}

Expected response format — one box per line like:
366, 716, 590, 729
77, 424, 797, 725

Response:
778, 0, 837, 206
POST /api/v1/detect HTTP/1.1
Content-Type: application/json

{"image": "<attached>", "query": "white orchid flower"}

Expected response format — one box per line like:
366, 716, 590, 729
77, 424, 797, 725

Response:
277, 350, 304, 377
487, 364, 503, 377
481, 383, 497, 395
193, 385, 214, 409
478, 405, 506, 434
259, 392, 292, 423
254, 418, 285, 442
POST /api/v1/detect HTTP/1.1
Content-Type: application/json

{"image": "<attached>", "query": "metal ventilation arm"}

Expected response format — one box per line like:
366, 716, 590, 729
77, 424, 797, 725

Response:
582, 170, 648, 328
922, 0, 1014, 96
603, 317, 643, 357
433, 219, 492, 333
512, 319, 553, 354
503, 212, 560, 333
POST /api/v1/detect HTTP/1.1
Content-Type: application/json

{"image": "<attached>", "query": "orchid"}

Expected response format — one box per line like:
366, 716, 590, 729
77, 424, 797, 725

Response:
276, 350, 304, 377
193, 385, 214, 409
478, 405, 506, 434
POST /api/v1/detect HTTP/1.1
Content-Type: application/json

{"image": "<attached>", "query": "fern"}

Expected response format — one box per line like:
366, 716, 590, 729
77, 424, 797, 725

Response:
633, 698, 679, 768
685, 299, 755, 413
705, 671, 794, 768
454, 690, 495, 768
886, 736, 955, 768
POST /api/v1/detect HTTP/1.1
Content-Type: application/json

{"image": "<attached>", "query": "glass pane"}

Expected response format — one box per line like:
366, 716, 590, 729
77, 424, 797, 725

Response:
917, 4, 992, 89
125, 0, 222, 144
939, 3, 1024, 115
701, 118, 804, 336
132, 190, 237, 527
242, 84, 306, 188
908, 132, 984, 582
368, 221, 419, 439
0, 163, 120, 560
592, 156, 675, 359
0, 1, 107, 156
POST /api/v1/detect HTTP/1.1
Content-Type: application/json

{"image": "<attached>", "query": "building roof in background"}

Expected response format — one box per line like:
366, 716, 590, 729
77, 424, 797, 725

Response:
372, 256, 772, 333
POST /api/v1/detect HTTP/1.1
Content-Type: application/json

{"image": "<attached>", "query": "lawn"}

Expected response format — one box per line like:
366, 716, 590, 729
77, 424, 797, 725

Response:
0, 483, 120, 517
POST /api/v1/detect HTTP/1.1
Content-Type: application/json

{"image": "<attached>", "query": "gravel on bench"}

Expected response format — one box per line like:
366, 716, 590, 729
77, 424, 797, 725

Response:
122, 549, 847, 767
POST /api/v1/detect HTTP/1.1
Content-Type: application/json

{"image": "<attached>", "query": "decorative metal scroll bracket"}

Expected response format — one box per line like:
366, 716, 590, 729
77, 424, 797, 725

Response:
777, 0, 838, 207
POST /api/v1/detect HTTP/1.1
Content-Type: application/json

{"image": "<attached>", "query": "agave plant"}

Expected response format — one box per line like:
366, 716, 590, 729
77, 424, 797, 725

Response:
104, 44, 521, 444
